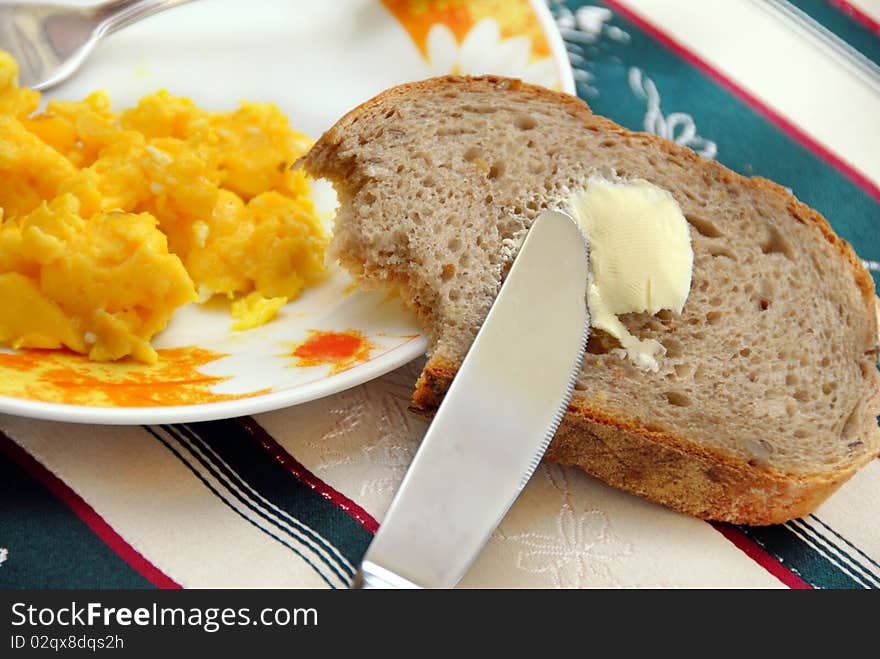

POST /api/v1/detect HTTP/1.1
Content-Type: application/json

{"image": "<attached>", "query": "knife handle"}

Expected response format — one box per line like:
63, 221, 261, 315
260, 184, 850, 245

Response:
353, 563, 422, 589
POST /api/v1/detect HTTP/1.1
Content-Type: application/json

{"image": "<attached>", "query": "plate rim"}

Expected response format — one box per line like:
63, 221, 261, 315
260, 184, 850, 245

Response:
0, 335, 428, 424
530, 0, 577, 95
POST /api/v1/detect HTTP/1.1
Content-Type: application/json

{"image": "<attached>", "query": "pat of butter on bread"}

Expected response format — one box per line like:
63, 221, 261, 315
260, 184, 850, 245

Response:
568, 178, 694, 372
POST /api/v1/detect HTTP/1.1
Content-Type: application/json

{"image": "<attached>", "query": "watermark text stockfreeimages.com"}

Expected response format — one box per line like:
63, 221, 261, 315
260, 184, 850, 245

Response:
10, 601, 317, 634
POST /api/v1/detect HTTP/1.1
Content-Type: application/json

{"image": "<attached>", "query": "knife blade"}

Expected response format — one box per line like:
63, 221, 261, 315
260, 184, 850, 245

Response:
356, 210, 591, 588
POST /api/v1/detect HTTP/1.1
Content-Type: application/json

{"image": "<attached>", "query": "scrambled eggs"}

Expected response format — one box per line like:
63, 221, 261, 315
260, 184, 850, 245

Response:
0, 52, 328, 363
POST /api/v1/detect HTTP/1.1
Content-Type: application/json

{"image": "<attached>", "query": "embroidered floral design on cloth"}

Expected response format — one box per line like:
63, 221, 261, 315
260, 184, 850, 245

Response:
495, 465, 632, 588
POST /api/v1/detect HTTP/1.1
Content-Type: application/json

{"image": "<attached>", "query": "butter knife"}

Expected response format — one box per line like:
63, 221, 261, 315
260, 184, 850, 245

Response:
355, 210, 591, 588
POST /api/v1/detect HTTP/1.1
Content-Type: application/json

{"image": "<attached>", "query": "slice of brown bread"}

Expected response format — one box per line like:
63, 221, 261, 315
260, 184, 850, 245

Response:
299, 75, 880, 525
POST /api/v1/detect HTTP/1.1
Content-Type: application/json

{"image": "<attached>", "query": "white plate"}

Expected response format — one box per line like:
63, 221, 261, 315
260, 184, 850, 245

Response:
0, 0, 574, 424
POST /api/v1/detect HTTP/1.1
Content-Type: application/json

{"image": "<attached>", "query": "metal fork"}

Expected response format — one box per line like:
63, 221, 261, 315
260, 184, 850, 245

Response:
0, 0, 193, 90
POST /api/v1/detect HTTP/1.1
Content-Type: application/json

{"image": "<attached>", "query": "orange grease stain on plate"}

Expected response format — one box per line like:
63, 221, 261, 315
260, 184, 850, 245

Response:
0, 347, 268, 407
288, 329, 376, 375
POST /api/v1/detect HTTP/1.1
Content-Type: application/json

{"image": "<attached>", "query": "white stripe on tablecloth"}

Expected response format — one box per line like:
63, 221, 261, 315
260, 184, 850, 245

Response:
806, 459, 880, 575
612, 0, 880, 189
785, 519, 877, 588
808, 514, 880, 579
784, 518, 880, 588
754, 0, 880, 89
172, 423, 357, 577
845, 0, 880, 24
151, 424, 352, 586
0, 414, 331, 588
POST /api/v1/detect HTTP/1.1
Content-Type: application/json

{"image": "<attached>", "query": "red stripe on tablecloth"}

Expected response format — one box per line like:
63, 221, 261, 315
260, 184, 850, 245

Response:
829, 0, 880, 35
0, 431, 182, 590
236, 417, 380, 534
603, 0, 880, 203
711, 523, 812, 589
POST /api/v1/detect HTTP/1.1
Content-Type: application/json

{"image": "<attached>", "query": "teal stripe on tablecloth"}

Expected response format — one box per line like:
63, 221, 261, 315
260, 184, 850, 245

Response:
175, 420, 373, 570
787, 0, 880, 65
155, 423, 351, 586
792, 516, 880, 586
0, 450, 153, 589
145, 425, 341, 588
735, 523, 868, 589
557, 1, 880, 287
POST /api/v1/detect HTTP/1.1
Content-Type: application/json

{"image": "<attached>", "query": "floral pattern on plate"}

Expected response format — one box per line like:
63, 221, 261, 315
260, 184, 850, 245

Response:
383, 0, 559, 87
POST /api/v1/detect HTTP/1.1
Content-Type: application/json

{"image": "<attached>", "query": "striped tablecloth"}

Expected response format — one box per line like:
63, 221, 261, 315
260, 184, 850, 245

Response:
2, 0, 879, 589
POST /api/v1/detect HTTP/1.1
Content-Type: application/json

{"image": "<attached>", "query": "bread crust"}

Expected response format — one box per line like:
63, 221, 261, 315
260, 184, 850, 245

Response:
414, 361, 868, 525
302, 75, 880, 526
